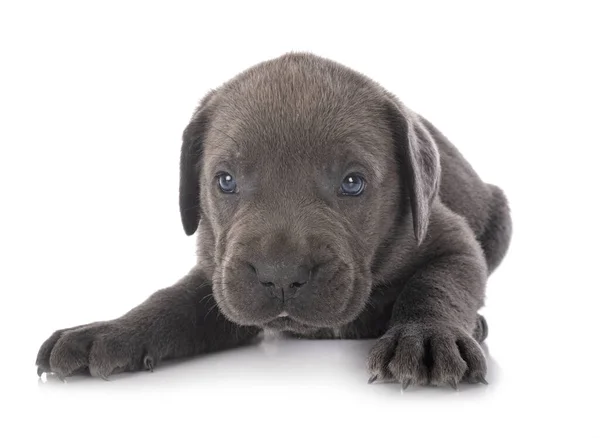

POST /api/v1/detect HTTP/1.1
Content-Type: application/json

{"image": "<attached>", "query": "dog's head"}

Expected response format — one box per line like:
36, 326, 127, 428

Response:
179, 54, 440, 333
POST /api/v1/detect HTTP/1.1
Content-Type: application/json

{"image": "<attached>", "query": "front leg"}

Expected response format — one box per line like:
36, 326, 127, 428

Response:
367, 217, 489, 388
36, 267, 260, 378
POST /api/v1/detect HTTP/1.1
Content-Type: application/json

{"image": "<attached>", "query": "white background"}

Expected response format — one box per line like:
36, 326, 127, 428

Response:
1, 1, 599, 436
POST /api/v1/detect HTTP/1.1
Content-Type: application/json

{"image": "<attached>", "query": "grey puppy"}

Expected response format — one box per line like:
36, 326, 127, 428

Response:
36, 53, 512, 387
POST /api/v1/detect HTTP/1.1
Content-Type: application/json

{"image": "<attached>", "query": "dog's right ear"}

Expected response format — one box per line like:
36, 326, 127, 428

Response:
179, 91, 216, 236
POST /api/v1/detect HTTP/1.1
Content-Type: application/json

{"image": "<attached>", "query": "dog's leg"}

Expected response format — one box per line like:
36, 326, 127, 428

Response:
367, 214, 488, 387
36, 267, 259, 378
477, 184, 513, 274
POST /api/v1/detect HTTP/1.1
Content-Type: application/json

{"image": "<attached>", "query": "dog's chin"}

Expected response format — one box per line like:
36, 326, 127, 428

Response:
259, 298, 369, 334
220, 308, 344, 334
218, 294, 370, 333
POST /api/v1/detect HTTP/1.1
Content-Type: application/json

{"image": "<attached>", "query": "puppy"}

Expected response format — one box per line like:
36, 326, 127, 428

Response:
36, 53, 512, 387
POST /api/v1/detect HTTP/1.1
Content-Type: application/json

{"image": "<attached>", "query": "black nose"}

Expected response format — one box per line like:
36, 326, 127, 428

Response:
249, 261, 311, 298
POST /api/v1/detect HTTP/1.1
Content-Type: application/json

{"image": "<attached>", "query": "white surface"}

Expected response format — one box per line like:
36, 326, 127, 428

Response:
1, 1, 599, 437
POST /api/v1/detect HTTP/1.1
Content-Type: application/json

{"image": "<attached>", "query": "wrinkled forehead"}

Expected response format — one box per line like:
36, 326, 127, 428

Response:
203, 88, 393, 181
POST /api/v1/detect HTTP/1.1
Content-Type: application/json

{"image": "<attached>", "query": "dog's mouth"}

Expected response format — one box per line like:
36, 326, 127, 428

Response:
211, 231, 374, 333
212, 257, 374, 332
262, 313, 320, 334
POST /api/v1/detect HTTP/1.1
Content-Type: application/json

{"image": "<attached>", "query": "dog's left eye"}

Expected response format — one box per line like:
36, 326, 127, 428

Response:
340, 174, 365, 196
217, 172, 237, 193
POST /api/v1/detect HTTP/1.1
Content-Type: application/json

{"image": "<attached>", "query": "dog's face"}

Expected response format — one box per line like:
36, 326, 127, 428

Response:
179, 54, 440, 333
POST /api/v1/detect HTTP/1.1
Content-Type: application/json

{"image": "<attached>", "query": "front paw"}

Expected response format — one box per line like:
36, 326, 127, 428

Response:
367, 322, 487, 388
36, 321, 156, 379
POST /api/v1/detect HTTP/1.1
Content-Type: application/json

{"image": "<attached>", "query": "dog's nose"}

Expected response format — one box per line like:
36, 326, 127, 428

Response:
249, 261, 311, 298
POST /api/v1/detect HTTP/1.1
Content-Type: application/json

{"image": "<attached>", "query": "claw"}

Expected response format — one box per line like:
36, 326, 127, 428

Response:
100, 375, 110, 382
477, 376, 488, 385
368, 375, 378, 384
56, 373, 67, 383
144, 355, 154, 372
37, 367, 44, 377
401, 379, 412, 390
449, 379, 459, 391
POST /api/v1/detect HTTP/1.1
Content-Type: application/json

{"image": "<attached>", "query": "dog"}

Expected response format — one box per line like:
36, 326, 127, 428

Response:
36, 53, 512, 387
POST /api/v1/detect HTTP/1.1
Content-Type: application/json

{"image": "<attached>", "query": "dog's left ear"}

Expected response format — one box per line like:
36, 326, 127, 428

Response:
384, 97, 441, 245
179, 91, 216, 236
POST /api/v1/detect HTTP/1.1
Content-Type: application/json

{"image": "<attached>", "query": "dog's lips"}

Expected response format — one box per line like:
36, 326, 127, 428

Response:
268, 311, 291, 324
262, 314, 318, 334
264, 307, 307, 325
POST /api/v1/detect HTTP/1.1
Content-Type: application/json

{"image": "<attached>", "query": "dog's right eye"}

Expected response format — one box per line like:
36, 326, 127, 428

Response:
217, 172, 237, 193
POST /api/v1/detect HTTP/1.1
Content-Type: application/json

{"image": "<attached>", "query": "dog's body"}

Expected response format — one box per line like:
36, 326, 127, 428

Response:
36, 54, 511, 387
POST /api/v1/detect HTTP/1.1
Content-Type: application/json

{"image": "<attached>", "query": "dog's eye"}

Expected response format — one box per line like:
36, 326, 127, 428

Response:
217, 173, 237, 193
340, 174, 365, 196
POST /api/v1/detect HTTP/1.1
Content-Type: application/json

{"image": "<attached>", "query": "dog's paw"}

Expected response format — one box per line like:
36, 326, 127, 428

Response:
367, 322, 487, 388
36, 321, 156, 379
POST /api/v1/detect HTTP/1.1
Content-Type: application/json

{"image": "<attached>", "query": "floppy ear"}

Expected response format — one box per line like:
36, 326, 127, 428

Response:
385, 98, 441, 245
179, 92, 215, 236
